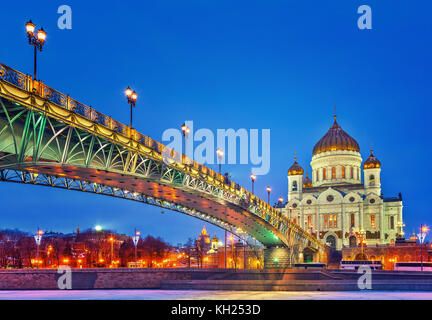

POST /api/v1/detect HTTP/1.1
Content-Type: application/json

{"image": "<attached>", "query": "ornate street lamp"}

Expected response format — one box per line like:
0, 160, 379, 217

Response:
418, 225, 429, 272
25, 20, 47, 81
216, 148, 224, 174
358, 229, 366, 260
34, 228, 43, 269
109, 236, 114, 265
229, 235, 235, 269
125, 87, 137, 129
181, 123, 190, 160
132, 229, 140, 267
250, 173, 256, 194
266, 186, 272, 204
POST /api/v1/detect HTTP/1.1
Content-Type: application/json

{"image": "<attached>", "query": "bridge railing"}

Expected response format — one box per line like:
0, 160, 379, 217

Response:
0, 62, 322, 248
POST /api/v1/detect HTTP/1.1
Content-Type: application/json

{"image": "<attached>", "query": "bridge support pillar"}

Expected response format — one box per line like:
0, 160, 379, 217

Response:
263, 247, 291, 269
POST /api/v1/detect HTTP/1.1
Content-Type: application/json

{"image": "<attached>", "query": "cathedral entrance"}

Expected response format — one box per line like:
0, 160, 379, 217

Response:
326, 235, 336, 249
303, 247, 314, 263
349, 236, 357, 248
355, 253, 368, 260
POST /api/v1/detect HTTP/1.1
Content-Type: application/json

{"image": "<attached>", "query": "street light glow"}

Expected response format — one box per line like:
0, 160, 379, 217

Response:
36, 28, 46, 42
125, 86, 132, 97
25, 20, 35, 34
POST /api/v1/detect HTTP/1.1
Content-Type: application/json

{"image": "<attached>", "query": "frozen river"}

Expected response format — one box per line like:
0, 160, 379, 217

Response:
0, 290, 432, 300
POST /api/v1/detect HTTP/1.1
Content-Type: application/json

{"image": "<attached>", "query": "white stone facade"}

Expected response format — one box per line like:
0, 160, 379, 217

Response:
281, 119, 404, 251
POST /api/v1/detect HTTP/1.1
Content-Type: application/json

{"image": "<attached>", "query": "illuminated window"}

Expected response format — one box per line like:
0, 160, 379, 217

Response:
332, 167, 336, 179
293, 218, 297, 224
371, 214, 375, 228
323, 168, 327, 180
324, 215, 328, 228
342, 166, 345, 178
350, 213, 355, 228
307, 216, 312, 229
329, 215, 333, 228
333, 214, 337, 228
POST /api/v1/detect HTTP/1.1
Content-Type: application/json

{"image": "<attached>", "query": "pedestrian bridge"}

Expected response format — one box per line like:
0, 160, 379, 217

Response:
0, 62, 326, 265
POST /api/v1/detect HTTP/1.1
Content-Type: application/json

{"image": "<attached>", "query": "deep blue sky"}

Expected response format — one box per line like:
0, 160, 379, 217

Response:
1, 0, 431, 244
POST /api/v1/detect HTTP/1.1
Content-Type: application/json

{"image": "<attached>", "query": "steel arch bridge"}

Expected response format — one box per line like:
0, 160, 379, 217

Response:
0, 62, 326, 265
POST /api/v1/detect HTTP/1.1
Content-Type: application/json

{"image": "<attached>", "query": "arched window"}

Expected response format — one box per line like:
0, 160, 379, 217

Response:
350, 167, 354, 179
316, 170, 319, 181
332, 167, 336, 179
323, 168, 327, 180
342, 166, 345, 178
324, 215, 328, 228
292, 180, 298, 191
307, 215, 312, 229
369, 174, 375, 186
350, 213, 355, 228
390, 216, 394, 230
371, 214, 375, 228
357, 168, 360, 180
326, 235, 336, 249
349, 236, 357, 248
333, 214, 338, 228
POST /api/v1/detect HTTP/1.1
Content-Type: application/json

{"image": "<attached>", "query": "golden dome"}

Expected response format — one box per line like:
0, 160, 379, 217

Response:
313, 116, 360, 156
303, 173, 312, 188
288, 158, 304, 176
363, 150, 381, 169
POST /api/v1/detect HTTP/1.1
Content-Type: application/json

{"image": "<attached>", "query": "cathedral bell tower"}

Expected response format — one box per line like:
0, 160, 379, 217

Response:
363, 149, 381, 195
287, 155, 304, 201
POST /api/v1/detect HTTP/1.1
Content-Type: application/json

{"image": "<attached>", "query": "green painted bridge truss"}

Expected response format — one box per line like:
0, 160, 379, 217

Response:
0, 62, 325, 258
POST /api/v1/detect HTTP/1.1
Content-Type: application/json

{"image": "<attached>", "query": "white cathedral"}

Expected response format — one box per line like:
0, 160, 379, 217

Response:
277, 116, 404, 251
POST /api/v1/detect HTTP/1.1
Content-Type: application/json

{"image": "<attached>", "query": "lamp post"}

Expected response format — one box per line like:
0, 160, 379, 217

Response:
181, 123, 190, 161
418, 225, 428, 272
216, 148, 227, 268
359, 229, 366, 260
278, 197, 283, 205
229, 235, 235, 269
250, 173, 256, 194
125, 87, 137, 129
25, 20, 47, 81
34, 228, 43, 269
266, 186, 271, 204
109, 236, 114, 266
216, 148, 224, 174
132, 229, 140, 267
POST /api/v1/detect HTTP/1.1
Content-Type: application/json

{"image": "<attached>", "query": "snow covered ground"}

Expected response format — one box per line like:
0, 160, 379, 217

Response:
0, 290, 432, 300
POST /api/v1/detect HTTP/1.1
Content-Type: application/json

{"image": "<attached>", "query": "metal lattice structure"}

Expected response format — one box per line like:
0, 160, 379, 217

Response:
0, 62, 325, 261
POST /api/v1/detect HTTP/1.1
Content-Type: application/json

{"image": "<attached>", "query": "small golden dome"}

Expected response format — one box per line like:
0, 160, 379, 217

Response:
364, 150, 381, 169
313, 116, 360, 156
288, 158, 304, 176
303, 173, 312, 188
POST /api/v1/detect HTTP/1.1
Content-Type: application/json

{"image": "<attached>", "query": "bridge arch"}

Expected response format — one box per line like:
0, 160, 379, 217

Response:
0, 63, 325, 261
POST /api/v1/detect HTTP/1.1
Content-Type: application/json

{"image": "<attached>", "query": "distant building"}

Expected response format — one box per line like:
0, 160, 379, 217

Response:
342, 238, 432, 270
